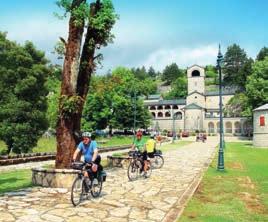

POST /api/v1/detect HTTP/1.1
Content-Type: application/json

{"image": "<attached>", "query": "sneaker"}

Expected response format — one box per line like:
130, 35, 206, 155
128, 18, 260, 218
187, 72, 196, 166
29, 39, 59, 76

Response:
143, 171, 148, 178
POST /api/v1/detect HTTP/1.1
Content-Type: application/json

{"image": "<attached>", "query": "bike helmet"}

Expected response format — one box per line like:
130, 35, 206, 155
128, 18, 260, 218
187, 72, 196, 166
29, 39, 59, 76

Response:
82, 132, 91, 138
136, 131, 142, 137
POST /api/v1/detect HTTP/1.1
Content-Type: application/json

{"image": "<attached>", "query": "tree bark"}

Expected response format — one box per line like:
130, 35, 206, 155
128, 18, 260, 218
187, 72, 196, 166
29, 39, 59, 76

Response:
56, 0, 86, 169
56, 0, 102, 169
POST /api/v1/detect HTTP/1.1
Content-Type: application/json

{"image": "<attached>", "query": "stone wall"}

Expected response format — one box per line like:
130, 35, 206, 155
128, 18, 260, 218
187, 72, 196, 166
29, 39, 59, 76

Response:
32, 168, 79, 189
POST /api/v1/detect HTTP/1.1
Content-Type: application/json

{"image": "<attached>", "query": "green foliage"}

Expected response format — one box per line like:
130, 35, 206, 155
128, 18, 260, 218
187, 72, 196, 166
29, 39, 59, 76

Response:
224, 93, 251, 117
45, 66, 61, 129
246, 57, 268, 110
161, 63, 185, 85
223, 44, 253, 90
59, 95, 84, 118
205, 65, 218, 78
148, 66, 157, 78
164, 76, 187, 99
82, 67, 152, 132
0, 32, 49, 154
256, 47, 268, 61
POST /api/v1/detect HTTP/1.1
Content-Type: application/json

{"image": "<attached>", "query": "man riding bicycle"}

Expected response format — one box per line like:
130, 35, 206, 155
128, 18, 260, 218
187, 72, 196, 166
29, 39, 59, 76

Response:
131, 131, 149, 175
72, 132, 102, 186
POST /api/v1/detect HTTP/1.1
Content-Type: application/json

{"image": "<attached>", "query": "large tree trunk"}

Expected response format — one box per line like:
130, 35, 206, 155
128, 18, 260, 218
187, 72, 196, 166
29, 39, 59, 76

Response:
56, 0, 86, 169
56, 0, 101, 169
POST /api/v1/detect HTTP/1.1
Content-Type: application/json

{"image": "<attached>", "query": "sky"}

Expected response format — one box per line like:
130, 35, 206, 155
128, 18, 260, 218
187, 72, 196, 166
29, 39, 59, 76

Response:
1, 0, 268, 74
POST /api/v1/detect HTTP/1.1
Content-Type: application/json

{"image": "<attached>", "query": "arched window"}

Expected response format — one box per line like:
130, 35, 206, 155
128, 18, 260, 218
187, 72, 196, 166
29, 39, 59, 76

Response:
234, 122, 241, 133
208, 122, 215, 133
174, 111, 182, 120
192, 70, 200, 77
165, 112, 171, 117
157, 105, 163, 110
225, 122, 232, 134
173, 105, 178, 109
149, 106, 156, 110
165, 105, 171, 109
157, 112, 163, 118
151, 112, 156, 119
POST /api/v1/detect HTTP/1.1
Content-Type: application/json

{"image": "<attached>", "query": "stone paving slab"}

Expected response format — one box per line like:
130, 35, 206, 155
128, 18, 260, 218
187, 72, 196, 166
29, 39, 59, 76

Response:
0, 138, 218, 222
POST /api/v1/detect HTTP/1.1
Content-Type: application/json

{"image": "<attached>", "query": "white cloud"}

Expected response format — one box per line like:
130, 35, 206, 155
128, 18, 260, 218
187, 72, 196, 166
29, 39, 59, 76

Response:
142, 44, 219, 71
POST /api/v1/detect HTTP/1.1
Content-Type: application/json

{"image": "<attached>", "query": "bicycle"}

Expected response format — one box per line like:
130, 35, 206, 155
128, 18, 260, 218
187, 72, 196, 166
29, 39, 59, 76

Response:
127, 151, 152, 181
150, 149, 164, 169
71, 161, 106, 206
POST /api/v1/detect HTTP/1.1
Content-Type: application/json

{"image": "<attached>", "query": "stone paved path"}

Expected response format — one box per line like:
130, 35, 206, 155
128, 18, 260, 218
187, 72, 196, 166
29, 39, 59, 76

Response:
0, 138, 218, 222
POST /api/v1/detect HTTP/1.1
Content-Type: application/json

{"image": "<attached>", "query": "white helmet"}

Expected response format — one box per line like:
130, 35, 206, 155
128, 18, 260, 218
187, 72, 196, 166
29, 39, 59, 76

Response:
82, 132, 91, 138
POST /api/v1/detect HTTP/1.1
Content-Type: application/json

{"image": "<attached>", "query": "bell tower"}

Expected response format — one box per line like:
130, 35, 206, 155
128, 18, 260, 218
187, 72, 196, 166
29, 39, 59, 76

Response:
187, 65, 205, 94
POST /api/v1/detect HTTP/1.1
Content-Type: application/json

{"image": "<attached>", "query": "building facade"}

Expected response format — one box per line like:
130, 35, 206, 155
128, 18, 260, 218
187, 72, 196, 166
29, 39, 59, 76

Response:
253, 104, 268, 147
144, 65, 251, 135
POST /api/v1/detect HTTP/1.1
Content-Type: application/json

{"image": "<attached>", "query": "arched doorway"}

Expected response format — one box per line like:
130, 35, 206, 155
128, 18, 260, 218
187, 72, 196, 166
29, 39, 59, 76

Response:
234, 122, 241, 134
225, 122, 232, 133
217, 122, 220, 133
174, 111, 182, 120
208, 122, 215, 133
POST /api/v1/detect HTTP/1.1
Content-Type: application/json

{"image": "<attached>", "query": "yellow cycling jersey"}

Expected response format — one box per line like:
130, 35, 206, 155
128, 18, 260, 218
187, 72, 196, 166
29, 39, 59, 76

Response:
146, 139, 156, 153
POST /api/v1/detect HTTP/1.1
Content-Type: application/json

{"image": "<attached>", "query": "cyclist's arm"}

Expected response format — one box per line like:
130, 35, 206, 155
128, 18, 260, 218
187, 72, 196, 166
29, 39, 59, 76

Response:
92, 149, 98, 163
91, 141, 98, 163
72, 148, 80, 161
131, 143, 136, 151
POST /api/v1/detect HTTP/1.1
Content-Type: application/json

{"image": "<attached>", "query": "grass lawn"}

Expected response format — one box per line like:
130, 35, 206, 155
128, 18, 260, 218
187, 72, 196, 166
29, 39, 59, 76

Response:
179, 142, 268, 222
0, 136, 135, 154
0, 169, 33, 194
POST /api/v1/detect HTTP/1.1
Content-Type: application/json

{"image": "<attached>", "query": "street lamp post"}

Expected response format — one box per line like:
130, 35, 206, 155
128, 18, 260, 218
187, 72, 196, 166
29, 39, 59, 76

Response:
217, 44, 224, 171
171, 108, 176, 143
132, 90, 137, 140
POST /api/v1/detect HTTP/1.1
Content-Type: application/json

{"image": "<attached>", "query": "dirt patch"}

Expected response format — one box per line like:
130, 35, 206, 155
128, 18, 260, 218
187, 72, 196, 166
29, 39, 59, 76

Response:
238, 192, 267, 214
237, 176, 255, 190
185, 211, 198, 219
195, 183, 216, 203
227, 162, 244, 170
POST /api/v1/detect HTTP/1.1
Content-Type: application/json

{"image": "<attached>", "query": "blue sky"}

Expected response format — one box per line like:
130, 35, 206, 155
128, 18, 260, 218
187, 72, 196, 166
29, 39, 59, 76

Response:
1, 0, 268, 73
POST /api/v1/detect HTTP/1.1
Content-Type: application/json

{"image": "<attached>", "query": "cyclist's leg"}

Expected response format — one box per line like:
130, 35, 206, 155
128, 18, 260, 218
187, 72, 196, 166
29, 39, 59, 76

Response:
142, 151, 148, 172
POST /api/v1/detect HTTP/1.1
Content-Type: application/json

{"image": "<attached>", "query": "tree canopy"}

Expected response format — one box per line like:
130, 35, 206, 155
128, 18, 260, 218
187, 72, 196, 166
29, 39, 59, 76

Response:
82, 67, 151, 134
256, 47, 268, 61
0, 32, 49, 154
223, 44, 253, 90
161, 63, 184, 85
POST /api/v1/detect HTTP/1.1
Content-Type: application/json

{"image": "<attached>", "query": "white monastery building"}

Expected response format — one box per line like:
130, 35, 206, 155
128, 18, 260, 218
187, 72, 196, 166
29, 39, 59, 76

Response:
144, 65, 252, 135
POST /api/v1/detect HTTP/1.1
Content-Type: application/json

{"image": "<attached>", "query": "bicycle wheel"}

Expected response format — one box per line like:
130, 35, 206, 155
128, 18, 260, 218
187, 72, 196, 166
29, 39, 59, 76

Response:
91, 177, 102, 198
127, 161, 140, 181
71, 177, 84, 206
152, 155, 164, 169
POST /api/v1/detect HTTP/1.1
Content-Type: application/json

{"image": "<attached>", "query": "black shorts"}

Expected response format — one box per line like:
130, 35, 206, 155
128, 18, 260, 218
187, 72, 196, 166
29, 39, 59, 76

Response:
141, 151, 147, 161
147, 152, 155, 158
86, 155, 103, 178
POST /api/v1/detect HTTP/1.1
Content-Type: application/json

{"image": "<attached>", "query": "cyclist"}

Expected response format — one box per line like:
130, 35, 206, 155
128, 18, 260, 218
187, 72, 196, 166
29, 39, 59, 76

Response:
146, 133, 156, 159
72, 132, 102, 186
131, 131, 149, 175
